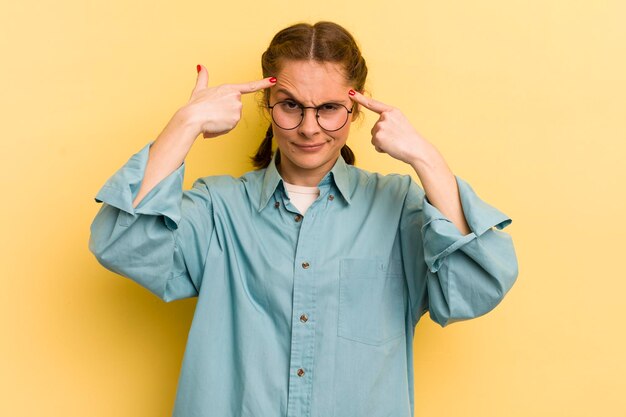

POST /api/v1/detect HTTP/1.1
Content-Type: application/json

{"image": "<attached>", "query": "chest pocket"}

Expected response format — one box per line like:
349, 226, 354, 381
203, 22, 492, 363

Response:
338, 258, 406, 346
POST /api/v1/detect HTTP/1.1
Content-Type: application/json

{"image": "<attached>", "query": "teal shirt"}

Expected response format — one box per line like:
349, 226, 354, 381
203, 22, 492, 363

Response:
89, 141, 518, 417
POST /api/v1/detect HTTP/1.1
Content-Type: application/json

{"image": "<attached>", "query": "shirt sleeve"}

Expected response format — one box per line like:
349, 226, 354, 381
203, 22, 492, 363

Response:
88, 141, 216, 302
400, 175, 518, 327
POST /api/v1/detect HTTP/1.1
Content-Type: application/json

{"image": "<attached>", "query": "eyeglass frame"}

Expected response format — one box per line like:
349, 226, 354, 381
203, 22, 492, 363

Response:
266, 100, 354, 132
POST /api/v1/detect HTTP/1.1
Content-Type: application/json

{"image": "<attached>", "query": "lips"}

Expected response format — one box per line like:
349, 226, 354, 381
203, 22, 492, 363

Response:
292, 142, 326, 151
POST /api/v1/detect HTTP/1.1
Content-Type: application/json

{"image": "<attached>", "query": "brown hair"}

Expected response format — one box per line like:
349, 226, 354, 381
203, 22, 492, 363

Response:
251, 21, 367, 169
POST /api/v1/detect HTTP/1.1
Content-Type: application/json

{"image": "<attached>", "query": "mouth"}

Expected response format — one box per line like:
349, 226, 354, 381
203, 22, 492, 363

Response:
292, 142, 327, 152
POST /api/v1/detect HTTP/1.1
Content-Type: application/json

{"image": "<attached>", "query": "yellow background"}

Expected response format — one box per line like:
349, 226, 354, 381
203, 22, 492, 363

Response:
1, 0, 624, 416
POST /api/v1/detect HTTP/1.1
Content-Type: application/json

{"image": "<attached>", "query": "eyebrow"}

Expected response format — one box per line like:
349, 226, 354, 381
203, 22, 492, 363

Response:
273, 88, 349, 106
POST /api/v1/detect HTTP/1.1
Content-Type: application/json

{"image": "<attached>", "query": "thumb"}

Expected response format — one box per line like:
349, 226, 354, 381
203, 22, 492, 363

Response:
192, 64, 209, 95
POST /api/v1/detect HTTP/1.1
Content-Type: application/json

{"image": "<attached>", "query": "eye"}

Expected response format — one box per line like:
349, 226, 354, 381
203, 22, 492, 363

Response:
318, 103, 342, 113
278, 100, 301, 112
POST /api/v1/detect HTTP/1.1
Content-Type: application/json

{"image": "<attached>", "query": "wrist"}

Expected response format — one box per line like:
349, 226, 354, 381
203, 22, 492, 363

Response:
407, 142, 442, 175
169, 106, 202, 143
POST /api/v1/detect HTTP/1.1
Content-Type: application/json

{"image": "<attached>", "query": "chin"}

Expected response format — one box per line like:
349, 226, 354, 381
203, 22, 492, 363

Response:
291, 155, 331, 170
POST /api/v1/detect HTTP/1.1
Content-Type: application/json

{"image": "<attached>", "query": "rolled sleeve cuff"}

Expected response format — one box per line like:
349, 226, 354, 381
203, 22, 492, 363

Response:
93, 141, 185, 230
422, 175, 512, 273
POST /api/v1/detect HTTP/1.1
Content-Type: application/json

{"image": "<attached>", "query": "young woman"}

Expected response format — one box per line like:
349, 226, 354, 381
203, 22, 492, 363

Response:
89, 21, 518, 417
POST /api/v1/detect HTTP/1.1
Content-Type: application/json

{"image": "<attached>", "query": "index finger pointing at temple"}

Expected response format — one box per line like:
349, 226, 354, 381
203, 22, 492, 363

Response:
349, 90, 393, 114
233, 77, 277, 94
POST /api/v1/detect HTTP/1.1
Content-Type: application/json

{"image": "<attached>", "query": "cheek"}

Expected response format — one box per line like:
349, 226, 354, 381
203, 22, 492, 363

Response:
271, 127, 294, 150
332, 124, 351, 144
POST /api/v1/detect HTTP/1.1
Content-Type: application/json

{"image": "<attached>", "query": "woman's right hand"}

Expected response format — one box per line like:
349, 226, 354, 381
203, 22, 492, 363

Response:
131, 66, 275, 209
181, 64, 276, 139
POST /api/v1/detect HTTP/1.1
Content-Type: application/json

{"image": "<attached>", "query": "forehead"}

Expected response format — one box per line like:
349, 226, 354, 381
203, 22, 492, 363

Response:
271, 60, 351, 104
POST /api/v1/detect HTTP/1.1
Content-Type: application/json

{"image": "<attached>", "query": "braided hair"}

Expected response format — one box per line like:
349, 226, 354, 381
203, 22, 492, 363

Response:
251, 21, 367, 169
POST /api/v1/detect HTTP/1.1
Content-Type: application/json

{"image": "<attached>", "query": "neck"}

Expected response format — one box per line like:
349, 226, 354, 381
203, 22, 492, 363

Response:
277, 157, 338, 187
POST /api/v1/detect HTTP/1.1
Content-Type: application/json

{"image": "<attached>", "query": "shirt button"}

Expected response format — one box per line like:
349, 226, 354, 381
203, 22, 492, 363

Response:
294, 214, 303, 222
301, 262, 310, 269
274, 201, 280, 208
328, 194, 335, 201
300, 314, 308, 323
297, 368, 305, 377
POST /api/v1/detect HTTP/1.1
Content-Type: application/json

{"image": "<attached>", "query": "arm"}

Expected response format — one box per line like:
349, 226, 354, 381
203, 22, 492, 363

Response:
399, 176, 517, 327
349, 90, 518, 326
89, 65, 276, 301
408, 144, 471, 236
133, 65, 276, 208
89, 142, 215, 301
348, 90, 471, 235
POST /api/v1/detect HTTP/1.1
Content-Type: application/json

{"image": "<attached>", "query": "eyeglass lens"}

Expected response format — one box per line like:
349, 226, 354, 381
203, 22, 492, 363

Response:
270, 101, 350, 131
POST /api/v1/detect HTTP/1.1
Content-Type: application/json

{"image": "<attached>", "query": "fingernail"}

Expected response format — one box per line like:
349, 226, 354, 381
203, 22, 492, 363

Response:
269, 77, 277, 83
348, 89, 356, 96
196, 64, 201, 73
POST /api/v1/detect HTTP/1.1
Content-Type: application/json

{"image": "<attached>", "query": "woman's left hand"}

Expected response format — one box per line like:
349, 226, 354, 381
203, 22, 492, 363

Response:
348, 90, 433, 166
349, 90, 471, 235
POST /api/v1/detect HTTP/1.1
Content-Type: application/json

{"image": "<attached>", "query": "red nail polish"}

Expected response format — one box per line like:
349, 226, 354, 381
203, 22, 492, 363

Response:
196, 64, 201, 73
348, 89, 356, 96
269, 77, 277, 83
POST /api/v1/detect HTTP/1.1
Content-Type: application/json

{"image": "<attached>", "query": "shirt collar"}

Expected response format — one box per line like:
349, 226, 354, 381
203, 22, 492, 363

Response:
258, 151, 352, 212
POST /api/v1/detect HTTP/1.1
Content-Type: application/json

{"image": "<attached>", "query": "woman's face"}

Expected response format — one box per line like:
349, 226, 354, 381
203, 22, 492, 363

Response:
268, 59, 354, 185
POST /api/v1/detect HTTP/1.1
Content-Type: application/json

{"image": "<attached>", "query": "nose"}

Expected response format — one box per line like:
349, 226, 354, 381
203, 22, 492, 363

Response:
297, 108, 321, 138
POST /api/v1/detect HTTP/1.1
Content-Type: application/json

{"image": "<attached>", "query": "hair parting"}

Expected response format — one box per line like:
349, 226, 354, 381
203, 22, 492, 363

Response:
251, 21, 367, 169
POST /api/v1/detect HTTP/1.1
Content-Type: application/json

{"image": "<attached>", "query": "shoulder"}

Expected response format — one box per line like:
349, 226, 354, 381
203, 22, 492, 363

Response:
188, 169, 265, 207
192, 168, 263, 189
346, 164, 414, 199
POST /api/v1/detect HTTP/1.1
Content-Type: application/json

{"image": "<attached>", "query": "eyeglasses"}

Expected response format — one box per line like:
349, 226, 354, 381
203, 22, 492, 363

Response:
267, 100, 353, 132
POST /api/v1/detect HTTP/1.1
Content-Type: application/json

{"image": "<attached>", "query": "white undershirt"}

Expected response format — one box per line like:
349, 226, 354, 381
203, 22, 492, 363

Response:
283, 181, 320, 215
